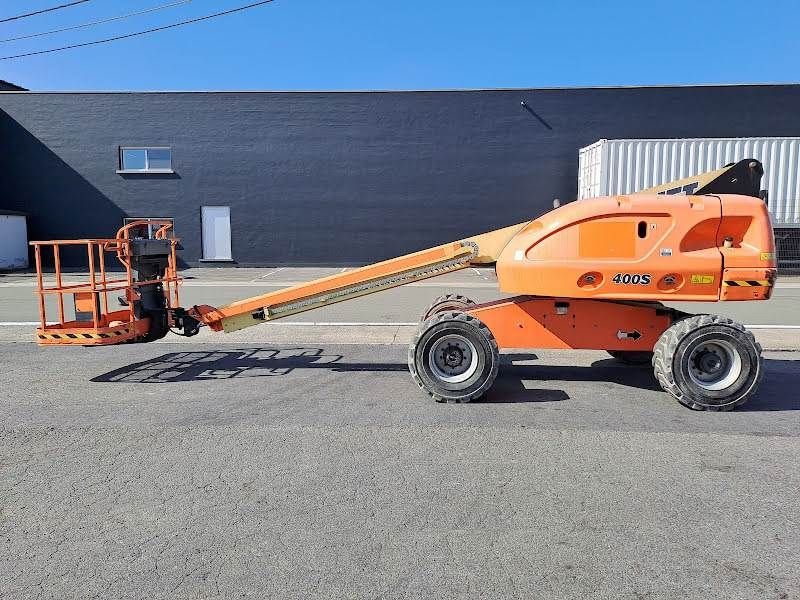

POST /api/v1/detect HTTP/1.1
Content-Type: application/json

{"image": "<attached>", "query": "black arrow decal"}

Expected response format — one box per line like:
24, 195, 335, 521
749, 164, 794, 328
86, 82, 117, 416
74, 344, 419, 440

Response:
617, 329, 643, 340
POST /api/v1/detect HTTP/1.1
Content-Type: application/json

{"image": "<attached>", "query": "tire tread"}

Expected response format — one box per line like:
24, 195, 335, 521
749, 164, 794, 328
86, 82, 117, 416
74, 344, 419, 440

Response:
420, 294, 477, 321
652, 314, 763, 411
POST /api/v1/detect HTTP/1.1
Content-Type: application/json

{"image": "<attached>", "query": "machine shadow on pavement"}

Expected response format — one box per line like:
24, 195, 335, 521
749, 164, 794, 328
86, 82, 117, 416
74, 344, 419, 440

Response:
88, 347, 800, 410
89, 347, 573, 403
733, 358, 800, 412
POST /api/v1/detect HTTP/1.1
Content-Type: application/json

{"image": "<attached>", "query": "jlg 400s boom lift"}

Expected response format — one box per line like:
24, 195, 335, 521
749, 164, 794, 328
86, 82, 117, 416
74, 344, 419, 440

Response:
32, 160, 776, 411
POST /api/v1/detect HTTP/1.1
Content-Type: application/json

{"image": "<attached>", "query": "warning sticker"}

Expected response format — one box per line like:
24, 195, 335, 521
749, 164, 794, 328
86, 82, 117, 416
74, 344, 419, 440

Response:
691, 274, 715, 284
760, 252, 776, 261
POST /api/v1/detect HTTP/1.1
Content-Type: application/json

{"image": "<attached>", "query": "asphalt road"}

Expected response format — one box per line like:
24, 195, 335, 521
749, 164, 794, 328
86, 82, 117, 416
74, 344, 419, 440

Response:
2, 341, 799, 599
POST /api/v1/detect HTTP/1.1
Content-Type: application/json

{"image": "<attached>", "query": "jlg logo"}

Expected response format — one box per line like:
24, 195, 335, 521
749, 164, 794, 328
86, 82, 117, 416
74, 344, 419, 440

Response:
657, 182, 699, 196
612, 273, 652, 285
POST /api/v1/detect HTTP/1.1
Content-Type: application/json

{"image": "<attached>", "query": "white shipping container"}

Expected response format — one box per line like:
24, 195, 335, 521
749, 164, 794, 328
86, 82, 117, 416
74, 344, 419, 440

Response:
0, 213, 29, 269
578, 137, 800, 227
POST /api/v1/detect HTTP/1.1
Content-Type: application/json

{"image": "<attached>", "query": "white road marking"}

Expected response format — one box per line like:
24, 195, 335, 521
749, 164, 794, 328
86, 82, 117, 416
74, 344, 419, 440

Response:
0, 279, 500, 289
0, 321, 418, 327
1, 321, 799, 328
179, 280, 500, 288
270, 322, 418, 326
252, 267, 286, 282
744, 325, 800, 329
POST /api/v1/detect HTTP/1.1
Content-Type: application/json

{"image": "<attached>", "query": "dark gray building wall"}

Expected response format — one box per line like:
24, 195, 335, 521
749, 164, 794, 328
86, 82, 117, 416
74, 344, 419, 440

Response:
2, 85, 800, 267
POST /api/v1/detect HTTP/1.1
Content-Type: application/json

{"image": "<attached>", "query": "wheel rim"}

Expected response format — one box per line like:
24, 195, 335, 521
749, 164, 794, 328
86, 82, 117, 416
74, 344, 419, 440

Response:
428, 334, 479, 384
687, 340, 742, 391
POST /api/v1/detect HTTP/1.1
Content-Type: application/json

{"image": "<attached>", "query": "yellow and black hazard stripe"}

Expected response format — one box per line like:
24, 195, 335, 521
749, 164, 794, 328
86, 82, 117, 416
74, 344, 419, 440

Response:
722, 280, 771, 287
37, 329, 129, 341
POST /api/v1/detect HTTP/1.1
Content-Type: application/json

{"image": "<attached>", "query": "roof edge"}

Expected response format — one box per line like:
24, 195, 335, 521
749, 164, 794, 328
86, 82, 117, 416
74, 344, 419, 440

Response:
1, 82, 799, 95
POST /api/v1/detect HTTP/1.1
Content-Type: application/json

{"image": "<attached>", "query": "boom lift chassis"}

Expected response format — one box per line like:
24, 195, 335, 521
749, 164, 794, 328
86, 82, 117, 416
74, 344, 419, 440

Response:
31, 160, 776, 411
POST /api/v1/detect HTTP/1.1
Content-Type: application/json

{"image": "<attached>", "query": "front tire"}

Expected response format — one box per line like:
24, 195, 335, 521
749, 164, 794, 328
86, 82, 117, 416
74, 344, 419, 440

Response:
653, 315, 763, 411
409, 311, 499, 403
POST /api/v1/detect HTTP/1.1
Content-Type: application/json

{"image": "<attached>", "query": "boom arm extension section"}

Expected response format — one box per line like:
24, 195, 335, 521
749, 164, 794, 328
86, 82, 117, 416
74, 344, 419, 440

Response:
195, 222, 528, 333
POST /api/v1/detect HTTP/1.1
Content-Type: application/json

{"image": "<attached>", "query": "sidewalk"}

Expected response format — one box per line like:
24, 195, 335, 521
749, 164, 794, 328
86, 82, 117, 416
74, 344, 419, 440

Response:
0, 266, 500, 287
2, 266, 799, 286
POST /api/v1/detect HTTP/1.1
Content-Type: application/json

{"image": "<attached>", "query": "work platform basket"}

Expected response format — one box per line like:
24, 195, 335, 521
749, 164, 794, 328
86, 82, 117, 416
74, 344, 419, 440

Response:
30, 220, 181, 345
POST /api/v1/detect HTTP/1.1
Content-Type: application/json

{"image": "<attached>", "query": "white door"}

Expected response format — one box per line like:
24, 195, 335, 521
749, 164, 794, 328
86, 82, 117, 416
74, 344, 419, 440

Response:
201, 206, 232, 260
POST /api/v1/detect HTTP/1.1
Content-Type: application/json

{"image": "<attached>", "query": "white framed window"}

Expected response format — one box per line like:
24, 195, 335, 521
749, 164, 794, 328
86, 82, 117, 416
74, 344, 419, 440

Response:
118, 146, 173, 173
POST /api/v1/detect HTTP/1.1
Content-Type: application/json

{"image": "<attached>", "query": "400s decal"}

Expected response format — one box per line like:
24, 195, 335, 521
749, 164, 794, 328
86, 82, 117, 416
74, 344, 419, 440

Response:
612, 273, 652, 285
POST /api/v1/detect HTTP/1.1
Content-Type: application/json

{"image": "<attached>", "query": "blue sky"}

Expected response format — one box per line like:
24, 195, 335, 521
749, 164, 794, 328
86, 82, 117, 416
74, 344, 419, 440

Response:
1, 0, 798, 91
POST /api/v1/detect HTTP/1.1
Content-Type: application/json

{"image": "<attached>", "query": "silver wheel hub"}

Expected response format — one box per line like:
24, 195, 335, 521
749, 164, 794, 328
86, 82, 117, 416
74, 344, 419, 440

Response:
429, 334, 480, 384
687, 340, 742, 391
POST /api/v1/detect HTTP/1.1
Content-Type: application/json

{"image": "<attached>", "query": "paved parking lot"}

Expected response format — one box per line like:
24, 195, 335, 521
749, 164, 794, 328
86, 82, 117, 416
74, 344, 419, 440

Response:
4, 343, 800, 599
2, 268, 799, 599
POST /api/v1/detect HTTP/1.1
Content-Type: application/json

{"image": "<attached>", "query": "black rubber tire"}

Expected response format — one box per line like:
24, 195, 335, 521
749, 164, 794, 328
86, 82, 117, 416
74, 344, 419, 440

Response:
408, 311, 499, 403
607, 350, 655, 365
138, 311, 170, 343
420, 294, 477, 321
652, 314, 763, 411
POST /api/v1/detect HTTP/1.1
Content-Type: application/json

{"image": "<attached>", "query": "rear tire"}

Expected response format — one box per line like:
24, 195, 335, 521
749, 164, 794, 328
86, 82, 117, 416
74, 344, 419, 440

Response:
409, 311, 499, 403
652, 315, 763, 411
607, 350, 654, 365
420, 294, 476, 321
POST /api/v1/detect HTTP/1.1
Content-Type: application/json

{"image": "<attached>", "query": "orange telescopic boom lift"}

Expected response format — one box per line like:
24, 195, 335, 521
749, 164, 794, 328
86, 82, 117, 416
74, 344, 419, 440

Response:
32, 160, 776, 410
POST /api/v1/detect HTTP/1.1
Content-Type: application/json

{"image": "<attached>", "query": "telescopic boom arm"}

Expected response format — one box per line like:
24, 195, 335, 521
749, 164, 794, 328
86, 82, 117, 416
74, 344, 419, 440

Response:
192, 222, 529, 333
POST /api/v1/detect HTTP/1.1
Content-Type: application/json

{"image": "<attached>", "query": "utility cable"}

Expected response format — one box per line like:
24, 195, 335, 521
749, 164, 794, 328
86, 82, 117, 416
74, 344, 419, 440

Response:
0, 0, 94, 24
0, 0, 276, 60
1, 0, 193, 44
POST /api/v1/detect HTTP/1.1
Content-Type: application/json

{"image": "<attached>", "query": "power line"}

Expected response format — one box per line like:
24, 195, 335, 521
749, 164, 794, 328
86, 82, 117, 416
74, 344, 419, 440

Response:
1, 0, 193, 44
0, 0, 94, 24
0, 0, 276, 60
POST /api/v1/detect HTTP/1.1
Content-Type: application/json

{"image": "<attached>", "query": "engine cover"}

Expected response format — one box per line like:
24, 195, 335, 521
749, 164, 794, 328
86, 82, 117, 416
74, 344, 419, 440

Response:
495, 194, 776, 302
